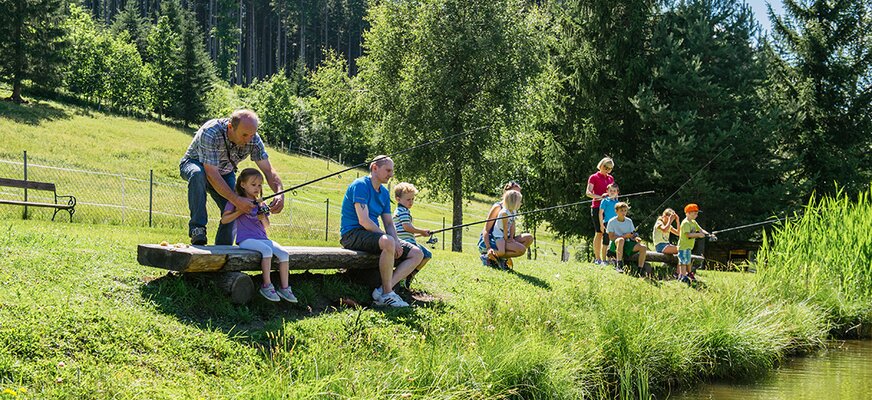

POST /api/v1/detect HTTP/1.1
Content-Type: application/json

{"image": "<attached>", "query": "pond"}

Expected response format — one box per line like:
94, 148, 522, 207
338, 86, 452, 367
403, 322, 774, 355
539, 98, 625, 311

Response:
671, 340, 872, 400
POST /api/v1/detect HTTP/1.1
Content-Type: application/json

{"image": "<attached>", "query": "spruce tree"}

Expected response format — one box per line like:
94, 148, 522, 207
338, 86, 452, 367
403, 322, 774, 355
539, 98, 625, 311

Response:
766, 0, 872, 196
147, 14, 181, 119
174, 12, 215, 125
0, 0, 69, 103
111, 0, 149, 60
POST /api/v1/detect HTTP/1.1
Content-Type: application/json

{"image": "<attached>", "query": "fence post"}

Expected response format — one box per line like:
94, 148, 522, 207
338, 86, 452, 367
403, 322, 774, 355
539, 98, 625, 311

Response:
149, 170, 154, 227
325, 198, 329, 242
441, 217, 445, 251
120, 175, 126, 223
22, 151, 28, 220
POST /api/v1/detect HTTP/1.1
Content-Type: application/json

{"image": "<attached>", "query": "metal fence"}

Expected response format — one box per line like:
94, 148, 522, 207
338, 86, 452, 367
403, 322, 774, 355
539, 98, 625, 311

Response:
0, 151, 564, 258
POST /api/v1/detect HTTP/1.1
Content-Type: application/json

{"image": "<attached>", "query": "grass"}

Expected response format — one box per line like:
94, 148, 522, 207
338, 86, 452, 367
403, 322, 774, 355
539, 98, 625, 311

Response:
0, 219, 832, 399
0, 94, 567, 257
757, 188, 872, 336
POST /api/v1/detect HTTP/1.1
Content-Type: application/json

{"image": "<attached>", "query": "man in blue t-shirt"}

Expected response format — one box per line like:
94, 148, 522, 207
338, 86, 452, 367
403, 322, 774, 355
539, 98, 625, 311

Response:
339, 156, 423, 308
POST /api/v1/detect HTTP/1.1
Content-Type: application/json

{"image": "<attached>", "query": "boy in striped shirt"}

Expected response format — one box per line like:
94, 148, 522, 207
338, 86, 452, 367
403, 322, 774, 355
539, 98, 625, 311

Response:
393, 183, 433, 290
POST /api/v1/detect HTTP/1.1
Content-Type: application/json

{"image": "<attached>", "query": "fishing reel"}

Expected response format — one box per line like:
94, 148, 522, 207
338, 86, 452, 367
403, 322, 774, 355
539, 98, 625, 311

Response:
706, 234, 718, 242
426, 236, 438, 245
256, 202, 271, 216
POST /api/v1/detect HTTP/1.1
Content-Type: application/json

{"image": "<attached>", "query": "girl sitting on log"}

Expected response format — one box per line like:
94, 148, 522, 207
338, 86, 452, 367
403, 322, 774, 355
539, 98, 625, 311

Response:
221, 168, 297, 303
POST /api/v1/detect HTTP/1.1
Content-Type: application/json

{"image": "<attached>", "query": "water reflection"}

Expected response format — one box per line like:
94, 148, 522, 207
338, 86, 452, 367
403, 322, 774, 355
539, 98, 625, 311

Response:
671, 340, 872, 400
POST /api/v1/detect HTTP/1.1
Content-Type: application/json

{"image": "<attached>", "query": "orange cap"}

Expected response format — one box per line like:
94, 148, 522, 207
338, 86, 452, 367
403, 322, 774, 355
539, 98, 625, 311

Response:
684, 203, 700, 213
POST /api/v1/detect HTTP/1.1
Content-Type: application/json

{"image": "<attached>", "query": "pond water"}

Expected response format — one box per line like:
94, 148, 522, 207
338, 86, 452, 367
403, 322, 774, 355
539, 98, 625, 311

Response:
670, 340, 872, 400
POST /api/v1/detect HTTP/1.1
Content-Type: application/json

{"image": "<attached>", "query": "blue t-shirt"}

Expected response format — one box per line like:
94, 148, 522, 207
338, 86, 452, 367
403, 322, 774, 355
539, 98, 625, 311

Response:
600, 197, 619, 225
340, 176, 391, 235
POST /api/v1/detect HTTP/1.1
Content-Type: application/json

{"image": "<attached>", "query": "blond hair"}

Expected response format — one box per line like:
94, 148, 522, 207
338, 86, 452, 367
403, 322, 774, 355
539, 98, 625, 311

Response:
660, 208, 675, 219
597, 157, 614, 170
615, 201, 630, 211
394, 182, 418, 200
503, 190, 522, 212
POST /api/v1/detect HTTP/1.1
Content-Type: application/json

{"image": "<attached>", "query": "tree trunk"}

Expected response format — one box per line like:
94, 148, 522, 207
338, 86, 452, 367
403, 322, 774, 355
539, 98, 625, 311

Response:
9, 80, 24, 103
451, 159, 463, 252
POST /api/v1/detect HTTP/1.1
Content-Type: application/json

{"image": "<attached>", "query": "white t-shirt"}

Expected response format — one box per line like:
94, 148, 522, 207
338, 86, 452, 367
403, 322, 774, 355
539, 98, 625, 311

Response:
492, 209, 515, 240
606, 216, 636, 243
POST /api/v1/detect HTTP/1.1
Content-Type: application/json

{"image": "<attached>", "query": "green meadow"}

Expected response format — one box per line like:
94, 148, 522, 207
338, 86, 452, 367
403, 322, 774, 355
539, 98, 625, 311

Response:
2, 97, 871, 399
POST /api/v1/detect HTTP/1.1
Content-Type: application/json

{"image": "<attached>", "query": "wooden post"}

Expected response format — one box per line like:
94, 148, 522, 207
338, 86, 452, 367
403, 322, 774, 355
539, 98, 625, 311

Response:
325, 198, 329, 242
22, 151, 27, 220
442, 217, 445, 251
149, 170, 154, 227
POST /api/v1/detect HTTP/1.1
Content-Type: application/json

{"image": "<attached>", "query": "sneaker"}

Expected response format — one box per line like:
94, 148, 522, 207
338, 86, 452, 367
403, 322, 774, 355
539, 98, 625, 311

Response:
277, 286, 298, 303
593, 259, 602, 265
480, 254, 489, 266
190, 227, 207, 245
372, 286, 383, 301
615, 262, 625, 274
375, 291, 409, 308
259, 284, 280, 302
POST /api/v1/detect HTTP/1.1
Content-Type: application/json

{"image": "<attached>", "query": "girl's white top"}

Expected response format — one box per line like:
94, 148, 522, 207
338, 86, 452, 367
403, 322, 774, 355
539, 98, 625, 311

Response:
492, 209, 515, 240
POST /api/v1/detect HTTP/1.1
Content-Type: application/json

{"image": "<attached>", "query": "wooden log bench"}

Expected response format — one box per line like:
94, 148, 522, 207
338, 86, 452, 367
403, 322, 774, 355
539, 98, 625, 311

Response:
138, 244, 379, 304
623, 251, 705, 276
0, 177, 76, 221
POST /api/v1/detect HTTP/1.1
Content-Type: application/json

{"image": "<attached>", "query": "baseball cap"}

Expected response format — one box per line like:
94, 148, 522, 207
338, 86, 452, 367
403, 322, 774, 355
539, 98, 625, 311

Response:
684, 203, 700, 213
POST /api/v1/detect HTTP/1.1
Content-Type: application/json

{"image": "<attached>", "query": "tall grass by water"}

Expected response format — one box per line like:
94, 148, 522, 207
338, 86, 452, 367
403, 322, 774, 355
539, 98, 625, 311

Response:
757, 188, 872, 334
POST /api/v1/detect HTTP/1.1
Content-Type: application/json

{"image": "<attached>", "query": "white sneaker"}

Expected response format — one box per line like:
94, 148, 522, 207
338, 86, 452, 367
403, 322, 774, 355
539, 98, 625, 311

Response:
372, 287, 383, 301
259, 284, 280, 302
277, 286, 298, 303
375, 291, 409, 307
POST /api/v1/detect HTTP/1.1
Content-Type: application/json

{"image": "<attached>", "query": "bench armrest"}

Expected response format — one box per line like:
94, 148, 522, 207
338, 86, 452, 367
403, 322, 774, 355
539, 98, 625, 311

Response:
56, 195, 77, 207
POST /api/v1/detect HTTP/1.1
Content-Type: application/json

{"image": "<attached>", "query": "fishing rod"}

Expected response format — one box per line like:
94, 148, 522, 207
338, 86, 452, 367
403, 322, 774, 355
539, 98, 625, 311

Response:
424, 190, 655, 243
637, 144, 734, 228
261, 126, 489, 202
710, 217, 789, 235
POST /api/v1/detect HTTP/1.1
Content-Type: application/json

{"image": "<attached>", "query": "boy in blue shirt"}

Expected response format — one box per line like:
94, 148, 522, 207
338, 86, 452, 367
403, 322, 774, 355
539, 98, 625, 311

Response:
598, 183, 620, 264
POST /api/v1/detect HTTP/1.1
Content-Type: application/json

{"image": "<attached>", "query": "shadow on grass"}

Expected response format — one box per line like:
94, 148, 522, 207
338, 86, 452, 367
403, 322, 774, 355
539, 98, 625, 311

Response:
0, 99, 70, 125
139, 268, 447, 346
507, 269, 552, 290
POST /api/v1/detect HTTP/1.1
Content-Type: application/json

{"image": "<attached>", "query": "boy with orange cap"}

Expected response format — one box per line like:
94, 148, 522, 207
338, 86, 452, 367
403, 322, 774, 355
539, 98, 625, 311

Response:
677, 203, 714, 283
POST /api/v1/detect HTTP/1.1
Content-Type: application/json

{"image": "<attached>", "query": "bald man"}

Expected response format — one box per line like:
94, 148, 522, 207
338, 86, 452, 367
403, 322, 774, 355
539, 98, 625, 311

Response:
179, 109, 284, 245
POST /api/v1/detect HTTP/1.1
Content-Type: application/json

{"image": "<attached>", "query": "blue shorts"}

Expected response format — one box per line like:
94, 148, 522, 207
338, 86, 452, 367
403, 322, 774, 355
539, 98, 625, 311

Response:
677, 249, 692, 265
655, 242, 671, 253
478, 234, 497, 254
404, 239, 432, 259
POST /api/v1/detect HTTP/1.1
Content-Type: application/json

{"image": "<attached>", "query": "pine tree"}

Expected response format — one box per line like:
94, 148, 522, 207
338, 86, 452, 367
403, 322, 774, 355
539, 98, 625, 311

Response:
214, 0, 241, 82
766, 0, 872, 196
111, 0, 149, 60
174, 11, 215, 125
147, 14, 181, 118
0, 0, 69, 103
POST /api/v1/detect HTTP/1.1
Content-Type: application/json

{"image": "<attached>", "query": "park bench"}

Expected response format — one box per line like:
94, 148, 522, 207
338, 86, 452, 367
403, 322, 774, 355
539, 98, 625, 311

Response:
622, 251, 705, 276
0, 177, 76, 221
138, 244, 379, 304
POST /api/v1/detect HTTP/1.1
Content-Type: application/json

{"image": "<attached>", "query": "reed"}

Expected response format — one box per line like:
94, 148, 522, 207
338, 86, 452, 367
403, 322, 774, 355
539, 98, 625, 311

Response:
757, 188, 872, 334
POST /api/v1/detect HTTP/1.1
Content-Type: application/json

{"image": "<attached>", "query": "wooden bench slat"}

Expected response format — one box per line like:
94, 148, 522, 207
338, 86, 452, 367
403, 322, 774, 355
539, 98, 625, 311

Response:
628, 251, 704, 265
137, 244, 381, 273
0, 177, 56, 191
0, 199, 74, 209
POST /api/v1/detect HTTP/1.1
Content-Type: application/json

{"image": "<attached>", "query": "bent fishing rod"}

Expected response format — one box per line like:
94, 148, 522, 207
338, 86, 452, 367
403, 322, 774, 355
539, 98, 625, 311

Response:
262, 126, 489, 202
424, 190, 656, 242
637, 144, 734, 228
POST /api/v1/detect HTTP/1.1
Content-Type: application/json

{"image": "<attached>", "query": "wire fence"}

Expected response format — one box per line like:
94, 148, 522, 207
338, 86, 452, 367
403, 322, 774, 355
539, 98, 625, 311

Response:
0, 152, 564, 259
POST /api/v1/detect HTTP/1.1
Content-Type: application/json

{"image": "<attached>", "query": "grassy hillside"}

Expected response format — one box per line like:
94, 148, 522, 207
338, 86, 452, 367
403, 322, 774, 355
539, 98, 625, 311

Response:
0, 220, 828, 399
0, 96, 565, 257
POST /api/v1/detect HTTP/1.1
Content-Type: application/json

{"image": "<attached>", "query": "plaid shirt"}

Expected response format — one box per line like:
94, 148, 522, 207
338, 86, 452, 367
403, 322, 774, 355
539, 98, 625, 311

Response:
181, 118, 269, 175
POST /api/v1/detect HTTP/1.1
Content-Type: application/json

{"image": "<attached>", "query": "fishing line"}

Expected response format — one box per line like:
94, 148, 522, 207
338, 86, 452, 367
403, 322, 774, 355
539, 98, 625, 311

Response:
637, 144, 734, 228
425, 190, 655, 243
262, 125, 490, 202
710, 217, 790, 235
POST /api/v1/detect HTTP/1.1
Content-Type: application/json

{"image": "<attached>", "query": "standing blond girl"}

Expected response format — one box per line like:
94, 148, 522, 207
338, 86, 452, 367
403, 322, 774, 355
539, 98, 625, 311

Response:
222, 168, 297, 302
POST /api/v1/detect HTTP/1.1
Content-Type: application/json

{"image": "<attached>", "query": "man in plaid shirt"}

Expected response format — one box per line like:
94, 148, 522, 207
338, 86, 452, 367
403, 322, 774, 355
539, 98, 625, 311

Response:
180, 109, 285, 245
